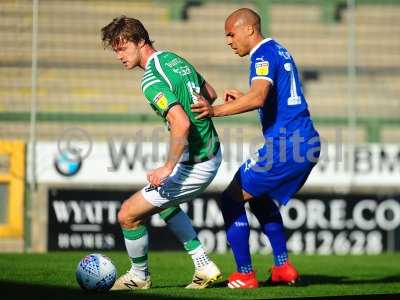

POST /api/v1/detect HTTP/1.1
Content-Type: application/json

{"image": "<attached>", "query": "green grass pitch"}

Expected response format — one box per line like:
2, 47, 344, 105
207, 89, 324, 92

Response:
0, 252, 399, 299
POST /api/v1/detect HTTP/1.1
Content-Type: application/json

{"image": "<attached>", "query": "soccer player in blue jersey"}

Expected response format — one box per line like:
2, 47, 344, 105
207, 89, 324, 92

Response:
192, 8, 320, 288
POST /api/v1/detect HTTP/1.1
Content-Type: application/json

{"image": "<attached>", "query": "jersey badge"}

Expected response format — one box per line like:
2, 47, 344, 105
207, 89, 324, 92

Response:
255, 61, 269, 76
154, 92, 168, 111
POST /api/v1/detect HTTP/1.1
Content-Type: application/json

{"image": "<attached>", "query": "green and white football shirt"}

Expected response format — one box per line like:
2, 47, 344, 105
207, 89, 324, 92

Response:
141, 51, 220, 164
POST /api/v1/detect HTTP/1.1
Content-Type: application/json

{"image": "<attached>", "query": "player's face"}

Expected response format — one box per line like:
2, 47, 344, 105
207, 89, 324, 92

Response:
113, 40, 141, 70
225, 20, 251, 57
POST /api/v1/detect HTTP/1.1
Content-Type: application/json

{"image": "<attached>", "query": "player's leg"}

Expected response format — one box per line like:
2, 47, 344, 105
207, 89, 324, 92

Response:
249, 198, 288, 266
244, 138, 319, 286
112, 191, 162, 290
257, 135, 320, 285
248, 197, 299, 285
143, 150, 222, 289
159, 206, 219, 288
166, 151, 222, 288
221, 175, 259, 288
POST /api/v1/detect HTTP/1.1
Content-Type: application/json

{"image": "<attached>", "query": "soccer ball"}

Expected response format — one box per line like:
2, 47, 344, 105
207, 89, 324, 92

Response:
76, 253, 117, 291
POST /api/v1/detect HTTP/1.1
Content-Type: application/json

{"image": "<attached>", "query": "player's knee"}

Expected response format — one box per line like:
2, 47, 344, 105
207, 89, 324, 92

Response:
117, 206, 128, 227
221, 189, 238, 212
222, 175, 250, 203
249, 197, 282, 223
117, 201, 143, 228
221, 187, 243, 208
118, 211, 143, 229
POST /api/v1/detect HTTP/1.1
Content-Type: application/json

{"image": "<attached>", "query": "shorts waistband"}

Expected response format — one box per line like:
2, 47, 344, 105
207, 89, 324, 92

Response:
181, 143, 220, 165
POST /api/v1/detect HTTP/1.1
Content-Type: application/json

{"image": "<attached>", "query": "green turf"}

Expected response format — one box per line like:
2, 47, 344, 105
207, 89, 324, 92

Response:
0, 252, 399, 299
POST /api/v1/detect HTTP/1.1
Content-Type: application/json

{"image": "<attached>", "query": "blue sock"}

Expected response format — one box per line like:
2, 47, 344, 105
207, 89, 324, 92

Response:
221, 191, 253, 273
249, 198, 288, 266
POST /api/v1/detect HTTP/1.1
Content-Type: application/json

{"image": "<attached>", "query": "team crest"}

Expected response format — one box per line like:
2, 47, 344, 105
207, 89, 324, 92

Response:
153, 92, 168, 110
255, 61, 269, 76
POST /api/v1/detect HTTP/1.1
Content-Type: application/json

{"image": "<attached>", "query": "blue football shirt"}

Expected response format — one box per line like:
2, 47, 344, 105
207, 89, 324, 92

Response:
249, 38, 317, 140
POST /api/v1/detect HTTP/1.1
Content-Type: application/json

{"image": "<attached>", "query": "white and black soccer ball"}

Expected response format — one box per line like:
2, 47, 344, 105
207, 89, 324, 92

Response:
76, 253, 117, 291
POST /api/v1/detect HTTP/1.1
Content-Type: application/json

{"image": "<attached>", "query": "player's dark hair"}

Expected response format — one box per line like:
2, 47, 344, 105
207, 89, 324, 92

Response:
101, 15, 153, 48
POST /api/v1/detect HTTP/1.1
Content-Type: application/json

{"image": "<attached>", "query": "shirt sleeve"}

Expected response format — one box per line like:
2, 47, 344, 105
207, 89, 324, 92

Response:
249, 52, 276, 85
196, 71, 205, 87
142, 80, 179, 117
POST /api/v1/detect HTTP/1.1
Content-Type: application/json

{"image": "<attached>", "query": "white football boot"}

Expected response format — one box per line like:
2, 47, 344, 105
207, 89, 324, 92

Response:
185, 261, 222, 289
111, 271, 151, 290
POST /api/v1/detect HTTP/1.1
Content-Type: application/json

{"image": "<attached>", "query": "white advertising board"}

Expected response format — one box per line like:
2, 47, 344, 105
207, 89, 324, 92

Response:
29, 141, 400, 188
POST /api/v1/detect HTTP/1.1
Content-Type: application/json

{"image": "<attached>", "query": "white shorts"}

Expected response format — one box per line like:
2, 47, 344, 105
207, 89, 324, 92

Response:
141, 148, 222, 208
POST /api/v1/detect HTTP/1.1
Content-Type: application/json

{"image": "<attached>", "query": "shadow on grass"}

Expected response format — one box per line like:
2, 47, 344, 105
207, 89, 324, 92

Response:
0, 280, 193, 300
208, 278, 400, 300
208, 274, 400, 288
2, 277, 399, 300
297, 274, 400, 287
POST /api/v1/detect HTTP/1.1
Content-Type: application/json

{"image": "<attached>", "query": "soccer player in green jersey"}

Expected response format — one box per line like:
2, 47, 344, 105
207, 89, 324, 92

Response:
101, 16, 222, 290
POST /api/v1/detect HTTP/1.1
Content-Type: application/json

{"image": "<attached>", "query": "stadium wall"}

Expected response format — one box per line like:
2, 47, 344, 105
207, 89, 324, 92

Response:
25, 141, 400, 254
1, 0, 400, 253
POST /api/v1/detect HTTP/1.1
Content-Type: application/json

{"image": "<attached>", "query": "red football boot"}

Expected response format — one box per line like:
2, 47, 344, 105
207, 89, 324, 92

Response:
268, 261, 299, 286
227, 271, 259, 289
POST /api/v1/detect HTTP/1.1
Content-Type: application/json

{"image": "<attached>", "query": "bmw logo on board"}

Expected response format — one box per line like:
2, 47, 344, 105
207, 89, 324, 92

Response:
54, 149, 82, 177
54, 127, 92, 177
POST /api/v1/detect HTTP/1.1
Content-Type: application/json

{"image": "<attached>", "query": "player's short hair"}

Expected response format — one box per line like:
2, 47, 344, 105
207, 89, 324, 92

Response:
227, 8, 262, 33
101, 15, 153, 49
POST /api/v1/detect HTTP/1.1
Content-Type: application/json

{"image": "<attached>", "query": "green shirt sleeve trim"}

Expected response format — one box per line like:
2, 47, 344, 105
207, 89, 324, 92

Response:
154, 55, 172, 90
142, 79, 161, 93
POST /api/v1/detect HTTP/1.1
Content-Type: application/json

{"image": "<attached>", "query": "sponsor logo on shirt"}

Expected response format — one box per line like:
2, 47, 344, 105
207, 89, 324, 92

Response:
153, 92, 168, 111
165, 58, 182, 68
255, 60, 269, 76
172, 66, 191, 76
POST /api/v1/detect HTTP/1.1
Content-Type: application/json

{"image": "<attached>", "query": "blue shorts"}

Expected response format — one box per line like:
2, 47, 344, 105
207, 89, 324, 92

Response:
236, 135, 320, 205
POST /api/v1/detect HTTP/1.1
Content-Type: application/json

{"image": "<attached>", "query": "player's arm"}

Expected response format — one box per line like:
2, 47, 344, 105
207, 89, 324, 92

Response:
165, 105, 190, 170
143, 79, 190, 186
200, 81, 218, 104
147, 104, 190, 187
224, 89, 244, 102
192, 79, 270, 119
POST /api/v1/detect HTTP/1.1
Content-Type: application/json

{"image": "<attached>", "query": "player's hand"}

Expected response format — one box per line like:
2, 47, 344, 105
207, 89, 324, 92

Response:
147, 165, 173, 187
191, 95, 214, 119
223, 89, 243, 102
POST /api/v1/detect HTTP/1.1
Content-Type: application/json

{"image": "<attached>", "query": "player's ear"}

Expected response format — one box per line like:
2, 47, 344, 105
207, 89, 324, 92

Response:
138, 39, 146, 48
246, 24, 254, 36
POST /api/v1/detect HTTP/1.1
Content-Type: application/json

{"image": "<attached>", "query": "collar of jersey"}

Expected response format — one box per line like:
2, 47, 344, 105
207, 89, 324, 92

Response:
249, 38, 272, 59
145, 50, 164, 69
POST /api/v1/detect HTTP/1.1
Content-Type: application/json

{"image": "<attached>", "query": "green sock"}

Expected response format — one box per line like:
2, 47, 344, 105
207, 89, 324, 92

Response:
122, 226, 149, 279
